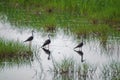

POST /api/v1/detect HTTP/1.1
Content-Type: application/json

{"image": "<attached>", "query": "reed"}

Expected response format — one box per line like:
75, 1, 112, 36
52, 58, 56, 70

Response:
52, 57, 97, 78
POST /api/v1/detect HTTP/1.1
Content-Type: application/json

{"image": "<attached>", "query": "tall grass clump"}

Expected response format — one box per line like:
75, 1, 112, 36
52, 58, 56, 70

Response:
0, 38, 30, 56
51, 57, 97, 79
0, 38, 33, 69
52, 57, 75, 74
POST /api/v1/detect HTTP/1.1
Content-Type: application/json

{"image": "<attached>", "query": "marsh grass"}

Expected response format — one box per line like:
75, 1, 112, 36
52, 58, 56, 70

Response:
0, 52, 33, 71
0, 38, 30, 57
0, 0, 120, 33
51, 57, 97, 79
51, 57, 120, 80
71, 24, 113, 35
0, 0, 120, 40
3, 0, 119, 19
53, 57, 75, 74
0, 38, 33, 70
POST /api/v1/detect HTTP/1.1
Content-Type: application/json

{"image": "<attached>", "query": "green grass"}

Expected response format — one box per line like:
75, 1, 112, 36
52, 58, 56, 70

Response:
51, 57, 97, 77
0, 0, 120, 36
0, 52, 33, 70
51, 57, 120, 80
71, 24, 113, 35
0, 38, 33, 70
0, 38, 33, 69
0, 38, 30, 56
52, 57, 75, 73
2, 0, 120, 18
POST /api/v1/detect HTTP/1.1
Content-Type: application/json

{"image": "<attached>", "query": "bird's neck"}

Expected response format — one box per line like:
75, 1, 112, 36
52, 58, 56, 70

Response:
48, 35, 50, 39
81, 38, 83, 42
32, 32, 34, 37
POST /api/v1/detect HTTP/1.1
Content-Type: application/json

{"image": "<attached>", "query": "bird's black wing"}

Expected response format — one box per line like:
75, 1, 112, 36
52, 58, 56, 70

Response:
24, 36, 33, 42
42, 39, 50, 47
74, 42, 83, 49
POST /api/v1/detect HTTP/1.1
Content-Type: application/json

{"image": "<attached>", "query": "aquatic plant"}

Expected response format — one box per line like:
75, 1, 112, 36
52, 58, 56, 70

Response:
51, 57, 97, 80
0, 38, 33, 70
101, 61, 120, 80
52, 57, 75, 74
0, 38, 30, 55
51, 57, 120, 80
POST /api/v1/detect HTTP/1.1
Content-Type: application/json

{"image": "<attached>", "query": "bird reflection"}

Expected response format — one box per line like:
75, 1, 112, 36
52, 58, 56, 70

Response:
42, 48, 51, 60
74, 50, 85, 62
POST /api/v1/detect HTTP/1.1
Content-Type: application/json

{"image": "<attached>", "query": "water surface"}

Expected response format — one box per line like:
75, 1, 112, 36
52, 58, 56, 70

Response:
0, 22, 120, 80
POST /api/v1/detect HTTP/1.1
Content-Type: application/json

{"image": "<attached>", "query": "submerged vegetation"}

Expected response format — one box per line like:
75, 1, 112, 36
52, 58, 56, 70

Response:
0, 0, 120, 36
101, 61, 120, 80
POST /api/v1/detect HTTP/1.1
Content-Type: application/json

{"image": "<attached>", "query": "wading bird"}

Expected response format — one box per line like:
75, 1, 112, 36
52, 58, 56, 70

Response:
24, 30, 34, 42
24, 30, 34, 49
41, 34, 51, 48
74, 42, 83, 50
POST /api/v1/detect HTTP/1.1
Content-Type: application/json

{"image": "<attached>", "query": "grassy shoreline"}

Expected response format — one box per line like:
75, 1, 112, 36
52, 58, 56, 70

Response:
0, 0, 120, 36
0, 38, 30, 56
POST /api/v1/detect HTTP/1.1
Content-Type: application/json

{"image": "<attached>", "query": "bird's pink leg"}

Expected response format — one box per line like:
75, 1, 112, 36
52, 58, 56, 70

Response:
29, 41, 32, 50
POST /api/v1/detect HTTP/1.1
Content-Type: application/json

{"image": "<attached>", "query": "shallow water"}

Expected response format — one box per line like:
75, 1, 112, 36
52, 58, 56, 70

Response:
0, 22, 120, 80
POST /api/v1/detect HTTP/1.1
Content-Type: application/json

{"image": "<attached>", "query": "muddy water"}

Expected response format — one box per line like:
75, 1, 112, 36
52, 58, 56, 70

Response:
0, 22, 120, 80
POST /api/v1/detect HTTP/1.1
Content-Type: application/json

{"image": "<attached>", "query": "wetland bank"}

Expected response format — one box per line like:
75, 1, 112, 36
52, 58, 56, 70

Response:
0, 0, 120, 80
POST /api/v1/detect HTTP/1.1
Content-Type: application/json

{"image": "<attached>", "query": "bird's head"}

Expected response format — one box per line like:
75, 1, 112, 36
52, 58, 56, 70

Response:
32, 30, 35, 33
48, 33, 51, 38
31, 30, 35, 36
